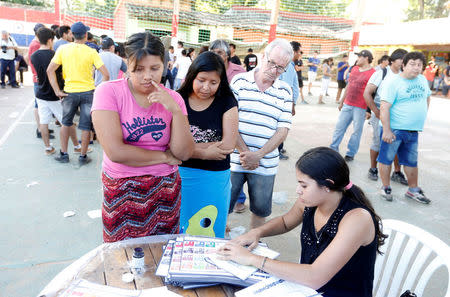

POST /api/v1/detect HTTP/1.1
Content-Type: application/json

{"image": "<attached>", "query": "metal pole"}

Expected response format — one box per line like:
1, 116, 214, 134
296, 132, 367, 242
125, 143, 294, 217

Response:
268, 0, 280, 42
171, 0, 180, 47
349, 0, 366, 63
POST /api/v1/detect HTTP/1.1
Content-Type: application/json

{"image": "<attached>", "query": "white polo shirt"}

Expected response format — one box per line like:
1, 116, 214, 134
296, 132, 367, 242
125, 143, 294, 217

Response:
230, 70, 293, 176
0, 36, 17, 60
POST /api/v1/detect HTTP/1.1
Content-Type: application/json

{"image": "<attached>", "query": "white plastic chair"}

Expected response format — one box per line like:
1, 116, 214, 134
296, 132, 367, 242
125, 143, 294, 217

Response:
373, 219, 450, 297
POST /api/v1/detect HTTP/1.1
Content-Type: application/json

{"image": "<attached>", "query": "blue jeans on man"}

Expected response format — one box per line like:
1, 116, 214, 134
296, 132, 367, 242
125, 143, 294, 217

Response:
330, 103, 366, 158
0, 58, 17, 87
377, 129, 418, 168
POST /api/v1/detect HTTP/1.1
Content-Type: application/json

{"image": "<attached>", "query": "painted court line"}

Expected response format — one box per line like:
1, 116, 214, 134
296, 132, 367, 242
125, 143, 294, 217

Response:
0, 99, 34, 148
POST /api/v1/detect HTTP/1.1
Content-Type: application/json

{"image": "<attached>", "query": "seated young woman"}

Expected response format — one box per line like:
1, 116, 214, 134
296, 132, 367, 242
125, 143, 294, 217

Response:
177, 51, 238, 238
217, 147, 387, 297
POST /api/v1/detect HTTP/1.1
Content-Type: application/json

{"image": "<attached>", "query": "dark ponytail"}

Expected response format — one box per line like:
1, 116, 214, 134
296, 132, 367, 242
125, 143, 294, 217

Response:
296, 147, 387, 254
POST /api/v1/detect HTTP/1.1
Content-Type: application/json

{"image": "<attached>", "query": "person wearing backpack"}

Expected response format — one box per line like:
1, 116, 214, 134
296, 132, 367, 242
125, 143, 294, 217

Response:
363, 49, 408, 200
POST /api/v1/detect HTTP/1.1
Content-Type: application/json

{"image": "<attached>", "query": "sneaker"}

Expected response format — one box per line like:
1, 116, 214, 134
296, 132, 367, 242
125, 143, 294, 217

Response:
279, 153, 289, 160
368, 168, 378, 181
1, 84, 5, 89
391, 171, 408, 185
55, 152, 69, 163
380, 186, 393, 202
74, 147, 93, 154
78, 140, 94, 145
300, 100, 309, 104
48, 129, 54, 134
233, 203, 247, 213
326, 93, 330, 97
280, 148, 287, 154
405, 188, 431, 204
11, 84, 20, 88
344, 155, 354, 162
308, 92, 313, 96
36, 129, 55, 139
45, 147, 56, 155
79, 155, 92, 166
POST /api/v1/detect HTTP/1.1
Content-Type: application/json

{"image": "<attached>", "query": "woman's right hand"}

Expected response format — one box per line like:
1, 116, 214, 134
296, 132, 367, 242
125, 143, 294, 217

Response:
165, 150, 182, 165
231, 228, 262, 251
203, 142, 234, 160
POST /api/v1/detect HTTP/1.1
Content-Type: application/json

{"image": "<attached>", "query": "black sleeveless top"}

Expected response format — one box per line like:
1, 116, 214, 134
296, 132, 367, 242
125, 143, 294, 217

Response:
300, 196, 377, 297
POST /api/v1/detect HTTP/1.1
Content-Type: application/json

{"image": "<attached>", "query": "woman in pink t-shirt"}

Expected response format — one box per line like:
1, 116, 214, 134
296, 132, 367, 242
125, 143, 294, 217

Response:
91, 32, 194, 242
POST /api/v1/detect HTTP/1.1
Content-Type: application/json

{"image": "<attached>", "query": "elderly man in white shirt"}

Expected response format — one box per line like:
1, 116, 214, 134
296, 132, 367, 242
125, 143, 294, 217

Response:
1, 30, 19, 88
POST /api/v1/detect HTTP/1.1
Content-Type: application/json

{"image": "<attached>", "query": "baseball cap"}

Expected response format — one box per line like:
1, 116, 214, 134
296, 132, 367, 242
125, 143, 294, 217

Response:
101, 37, 115, 50
34, 23, 45, 33
71, 22, 90, 35
355, 50, 373, 63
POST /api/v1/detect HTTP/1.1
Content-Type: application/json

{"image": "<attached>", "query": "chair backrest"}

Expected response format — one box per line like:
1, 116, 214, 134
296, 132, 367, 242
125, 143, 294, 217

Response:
373, 219, 450, 297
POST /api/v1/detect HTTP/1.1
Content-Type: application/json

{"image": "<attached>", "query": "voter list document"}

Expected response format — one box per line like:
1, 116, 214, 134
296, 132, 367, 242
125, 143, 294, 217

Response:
235, 277, 319, 297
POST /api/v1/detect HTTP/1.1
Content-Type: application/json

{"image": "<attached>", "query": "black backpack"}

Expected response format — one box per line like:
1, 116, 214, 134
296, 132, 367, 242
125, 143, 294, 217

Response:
367, 67, 388, 113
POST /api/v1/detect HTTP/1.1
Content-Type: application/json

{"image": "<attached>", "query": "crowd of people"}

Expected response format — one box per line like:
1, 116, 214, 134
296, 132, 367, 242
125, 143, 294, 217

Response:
5, 21, 448, 296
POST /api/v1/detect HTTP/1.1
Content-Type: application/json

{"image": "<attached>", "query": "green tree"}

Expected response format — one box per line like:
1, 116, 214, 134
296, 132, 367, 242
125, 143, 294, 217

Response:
405, 0, 449, 20
193, 0, 258, 15
279, 0, 351, 17
65, 0, 117, 18
0, 0, 46, 6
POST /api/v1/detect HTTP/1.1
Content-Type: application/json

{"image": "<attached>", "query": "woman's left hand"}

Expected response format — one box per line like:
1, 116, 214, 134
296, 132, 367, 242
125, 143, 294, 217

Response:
148, 81, 182, 114
216, 242, 256, 266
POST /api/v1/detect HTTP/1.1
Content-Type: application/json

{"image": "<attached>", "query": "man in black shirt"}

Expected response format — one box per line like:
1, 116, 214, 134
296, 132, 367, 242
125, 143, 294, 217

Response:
243, 48, 257, 72
229, 43, 241, 65
31, 27, 79, 155
294, 49, 307, 104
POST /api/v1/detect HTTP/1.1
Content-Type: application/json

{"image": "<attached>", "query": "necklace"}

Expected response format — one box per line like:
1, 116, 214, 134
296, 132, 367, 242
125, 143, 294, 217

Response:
315, 228, 324, 244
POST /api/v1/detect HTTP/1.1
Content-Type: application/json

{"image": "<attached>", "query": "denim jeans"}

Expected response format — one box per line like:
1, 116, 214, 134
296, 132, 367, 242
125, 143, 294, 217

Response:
0, 58, 17, 86
377, 128, 418, 167
330, 104, 366, 157
236, 188, 246, 204
61, 90, 94, 131
229, 172, 275, 217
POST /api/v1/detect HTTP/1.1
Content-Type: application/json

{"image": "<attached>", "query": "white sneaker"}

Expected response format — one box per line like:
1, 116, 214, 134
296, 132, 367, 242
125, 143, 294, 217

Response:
74, 147, 93, 154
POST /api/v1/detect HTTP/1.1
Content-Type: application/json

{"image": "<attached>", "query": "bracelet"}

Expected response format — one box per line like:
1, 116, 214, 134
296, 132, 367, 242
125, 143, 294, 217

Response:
260, 256, 268, 270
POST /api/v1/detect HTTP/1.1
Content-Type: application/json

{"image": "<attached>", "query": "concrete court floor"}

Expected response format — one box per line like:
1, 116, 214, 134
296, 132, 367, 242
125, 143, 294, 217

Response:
0, 82, 449, 297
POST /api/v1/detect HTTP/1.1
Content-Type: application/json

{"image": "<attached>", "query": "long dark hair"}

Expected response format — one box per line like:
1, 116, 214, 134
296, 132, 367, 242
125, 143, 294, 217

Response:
296, 147, 387, 254
124, 32, 165, 72
178, 51, 234, 100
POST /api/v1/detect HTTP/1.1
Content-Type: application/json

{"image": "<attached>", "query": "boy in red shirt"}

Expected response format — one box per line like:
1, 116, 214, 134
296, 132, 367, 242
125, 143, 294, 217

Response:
330, 50, 375, 161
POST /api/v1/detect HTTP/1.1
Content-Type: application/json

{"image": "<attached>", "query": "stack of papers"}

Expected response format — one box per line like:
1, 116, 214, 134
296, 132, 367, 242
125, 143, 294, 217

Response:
156, 236, 279, 289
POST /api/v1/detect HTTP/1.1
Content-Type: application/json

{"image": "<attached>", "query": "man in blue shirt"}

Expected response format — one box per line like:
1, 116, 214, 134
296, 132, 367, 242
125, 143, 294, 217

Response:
277, 40, 300, 160
378, 52, 431, 204
53, 25, 73, 52
336, 54, 349, 103
307, 51, 320, 96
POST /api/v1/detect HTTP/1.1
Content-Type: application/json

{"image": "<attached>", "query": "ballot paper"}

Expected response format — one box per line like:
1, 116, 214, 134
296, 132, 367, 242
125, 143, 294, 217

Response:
59, 279, 182, 297
206, 244, 280, 280
159, 236, 272, 287
235, 277, 319, 297
155, 240, 175, 276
